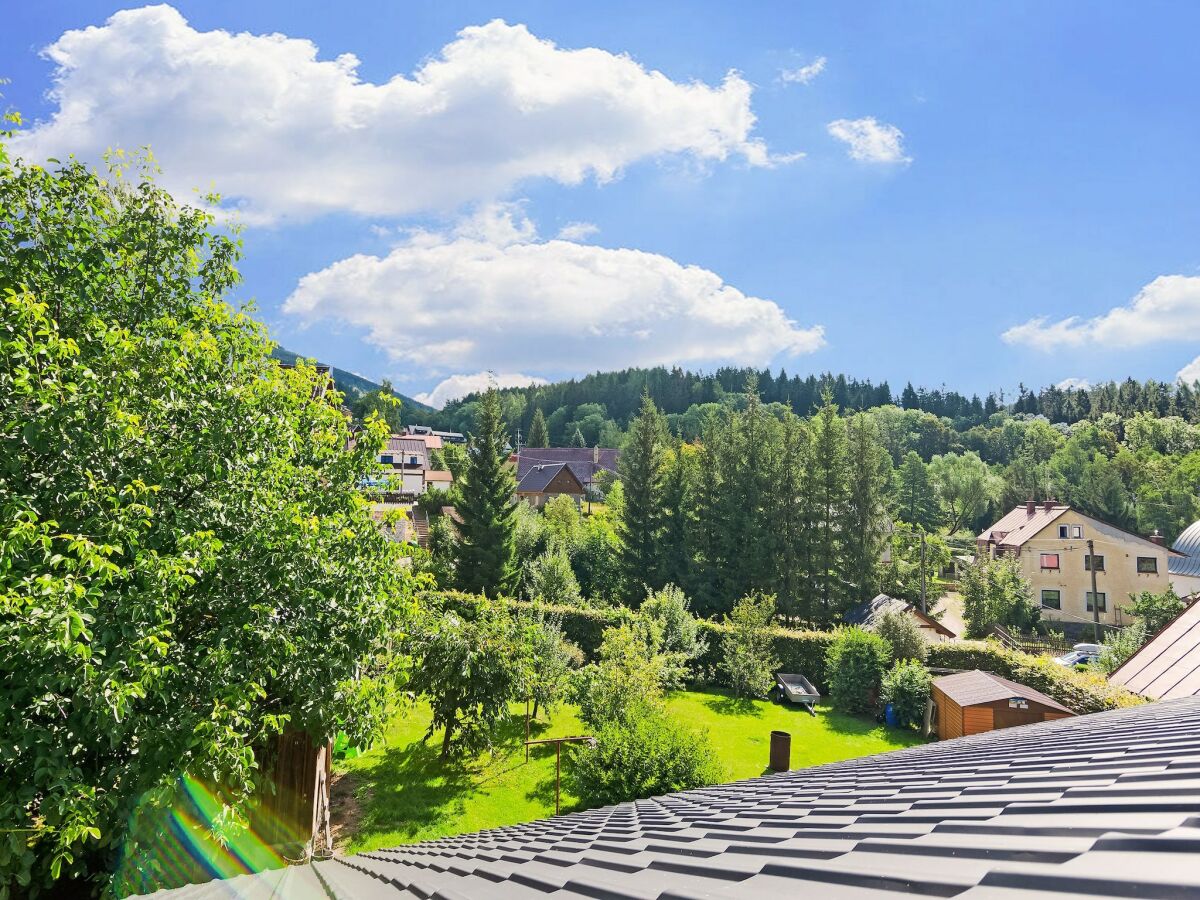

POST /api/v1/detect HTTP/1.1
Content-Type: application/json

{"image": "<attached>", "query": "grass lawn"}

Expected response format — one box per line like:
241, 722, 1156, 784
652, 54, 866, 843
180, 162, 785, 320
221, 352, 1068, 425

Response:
332, 687, 923, 854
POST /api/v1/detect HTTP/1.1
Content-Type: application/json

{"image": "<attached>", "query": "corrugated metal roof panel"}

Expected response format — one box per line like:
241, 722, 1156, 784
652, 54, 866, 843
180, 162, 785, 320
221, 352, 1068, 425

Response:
1170, 519, 1200, 577
1110, 599, 1200, 700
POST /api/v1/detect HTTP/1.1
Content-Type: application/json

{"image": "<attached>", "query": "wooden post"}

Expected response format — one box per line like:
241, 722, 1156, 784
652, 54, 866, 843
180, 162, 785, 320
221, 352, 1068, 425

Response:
525, 699, 530, 762
555, 741, 561, 815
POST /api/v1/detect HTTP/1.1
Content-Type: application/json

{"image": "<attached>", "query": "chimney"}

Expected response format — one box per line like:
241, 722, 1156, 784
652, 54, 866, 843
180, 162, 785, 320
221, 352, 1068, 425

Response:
1026, 500, 1036, 515
1149, 530, 1165, 546
1043, 498, 1055, 511
593, 445, 600, 465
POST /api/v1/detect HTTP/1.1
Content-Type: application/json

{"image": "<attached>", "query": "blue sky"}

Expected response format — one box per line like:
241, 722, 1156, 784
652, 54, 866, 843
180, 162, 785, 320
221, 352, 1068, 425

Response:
5, 2, 1200, 406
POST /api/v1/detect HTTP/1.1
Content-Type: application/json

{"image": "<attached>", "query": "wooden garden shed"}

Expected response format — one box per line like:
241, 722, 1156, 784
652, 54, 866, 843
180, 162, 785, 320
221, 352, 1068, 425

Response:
932, 670, 1073, 740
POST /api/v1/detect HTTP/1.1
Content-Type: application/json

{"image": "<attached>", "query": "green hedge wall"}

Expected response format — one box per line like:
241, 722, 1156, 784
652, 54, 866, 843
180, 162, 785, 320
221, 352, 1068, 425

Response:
927, 640, 1143, 714
492, 600, 1142, 714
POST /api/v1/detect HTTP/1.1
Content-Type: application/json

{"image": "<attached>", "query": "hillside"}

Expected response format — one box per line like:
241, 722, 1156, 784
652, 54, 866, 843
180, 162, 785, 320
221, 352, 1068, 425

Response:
271, 347, 436, 417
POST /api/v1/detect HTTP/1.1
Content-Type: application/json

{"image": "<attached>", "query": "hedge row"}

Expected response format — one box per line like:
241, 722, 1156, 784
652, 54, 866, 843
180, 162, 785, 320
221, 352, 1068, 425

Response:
927, 641, 1144, 714
487, 598, 1144, 715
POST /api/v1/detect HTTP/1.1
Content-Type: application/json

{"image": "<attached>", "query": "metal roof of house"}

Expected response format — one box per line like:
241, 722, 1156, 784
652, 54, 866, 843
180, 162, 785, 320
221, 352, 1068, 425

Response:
516, 463, 584, 495
1110, 599, 1200, 700
933, 670, 1074, 714
515, 448, 620, 487
977, 503, 1070, 549
152, 697, 1200, 899
1171, 520, 1200, 577
845, 593, 957, 638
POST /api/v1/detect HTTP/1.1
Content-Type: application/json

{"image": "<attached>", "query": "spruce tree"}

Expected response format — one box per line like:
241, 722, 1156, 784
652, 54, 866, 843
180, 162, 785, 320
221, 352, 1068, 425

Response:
571, 426, 586, 448
897, 450, 939, 529
528, 407, 550, 448
455, 389, 518, 595
843, 413, 891, 606
774, 413, 811, 624
617, 392, 668, 602
809, 395, 850, 624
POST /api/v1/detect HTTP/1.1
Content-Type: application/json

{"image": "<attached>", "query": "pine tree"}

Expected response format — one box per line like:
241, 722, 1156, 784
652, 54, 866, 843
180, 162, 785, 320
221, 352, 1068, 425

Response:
843, 413, 891, 606
773, 413, 811, 624
617, 392, 668, 602
571, 426, 586, 448
901, 382, 919, 410
455, 389, 518, 595
658, 444, 695, 591
897, 450, 939, 529
809, 395, 850, 624
689, 415, 726, 616
528, 407, 549, 448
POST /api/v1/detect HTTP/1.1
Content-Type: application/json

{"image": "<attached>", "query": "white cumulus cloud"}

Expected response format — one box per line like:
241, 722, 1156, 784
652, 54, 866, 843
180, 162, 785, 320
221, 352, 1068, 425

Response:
1056, 377, 1091, 391
1002, 275, 1200, 351
827, 117, 911, 164
780, 56, 826, 85
284, 206, 824, 376
1177, 356, 1200, 385
556, 221, 600, 242
13, 5, 791, 222
414, 372, 547, 410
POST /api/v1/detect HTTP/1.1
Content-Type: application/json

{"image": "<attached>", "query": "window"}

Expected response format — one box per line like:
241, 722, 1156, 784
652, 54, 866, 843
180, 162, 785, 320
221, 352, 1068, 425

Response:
1058, 525, 1069, 538
1072, 525, 1083, 538
1086, 592, 1107, 612
1041, 589, 1061, 610
380, 454, 394, 464
1039, 553, 1060, 570
1084, 554, 1105, 571
1137, 556, 1158, 574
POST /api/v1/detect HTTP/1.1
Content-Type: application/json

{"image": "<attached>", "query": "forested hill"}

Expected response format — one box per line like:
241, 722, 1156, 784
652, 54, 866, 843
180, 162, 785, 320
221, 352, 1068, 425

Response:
271, 346, 436, 416
433, 365, 1200, 442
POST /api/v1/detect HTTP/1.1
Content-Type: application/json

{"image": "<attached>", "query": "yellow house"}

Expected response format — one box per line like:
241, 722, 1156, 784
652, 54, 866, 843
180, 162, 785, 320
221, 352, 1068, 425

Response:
977, 501, 1181, 629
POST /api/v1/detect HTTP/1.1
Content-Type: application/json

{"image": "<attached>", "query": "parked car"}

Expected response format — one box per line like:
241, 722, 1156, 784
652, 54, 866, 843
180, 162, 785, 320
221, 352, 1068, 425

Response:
1055, 643, 1101, 667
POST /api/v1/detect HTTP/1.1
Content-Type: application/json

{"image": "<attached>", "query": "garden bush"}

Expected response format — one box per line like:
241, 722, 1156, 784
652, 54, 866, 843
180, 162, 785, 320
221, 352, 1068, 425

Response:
880, 660, 931, 729
927, 641, 1144, 714
874, 609, 928, 664
567, 708, 722, 807
722, 592, 781, 698
640, 584, 708, 688
826, 628, 892, 714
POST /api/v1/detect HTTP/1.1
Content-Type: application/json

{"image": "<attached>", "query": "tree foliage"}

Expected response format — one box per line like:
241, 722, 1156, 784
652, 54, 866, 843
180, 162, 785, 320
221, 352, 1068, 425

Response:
880, 659, 932, 729
873, 609, 928, 664
826, 628, 892, 714
455, 389, 518, 595
960, 555, 1039, 638
721, 592, 781, 698
1127, 587, 1185, 636
0, 153, 416, 895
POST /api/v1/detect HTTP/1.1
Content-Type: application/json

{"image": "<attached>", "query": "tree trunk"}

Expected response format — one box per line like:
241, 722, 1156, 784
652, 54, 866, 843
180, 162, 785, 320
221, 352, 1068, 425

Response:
532, 698, 540, 719
441, 716, 455, 759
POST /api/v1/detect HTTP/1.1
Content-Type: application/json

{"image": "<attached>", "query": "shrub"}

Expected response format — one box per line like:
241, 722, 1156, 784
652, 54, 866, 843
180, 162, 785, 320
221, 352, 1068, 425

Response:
1094, 621, 1147, 675
529, 547, 583, 606
880, 660, 932, 729
640, 584, 708, 688
926, 640, 1144, 714
722, 593, 781, 698
1128, 587, 1185, 636
520, 613, 584, 718
874, 609, 928, 664
826, 627, 892, 714
567, 709, 722, 807
960, 556, 1039, 638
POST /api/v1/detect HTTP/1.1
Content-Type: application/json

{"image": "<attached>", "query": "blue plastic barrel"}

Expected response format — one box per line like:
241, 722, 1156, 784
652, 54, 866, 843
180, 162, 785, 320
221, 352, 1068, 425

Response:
884, 703, 898, 727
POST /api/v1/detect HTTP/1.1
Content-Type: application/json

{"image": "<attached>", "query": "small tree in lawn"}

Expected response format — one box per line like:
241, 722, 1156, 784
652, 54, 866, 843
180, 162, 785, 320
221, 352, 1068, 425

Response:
1127, 587, 1185, 636
522, 614, 584, 719
722, 592, 781, 699
456, 389, 518, 595
873, 609, 928, 664
826, 627, 892, 715
574, 622, 667, 729
640, 584, 708, 689
408, 597, 527, 757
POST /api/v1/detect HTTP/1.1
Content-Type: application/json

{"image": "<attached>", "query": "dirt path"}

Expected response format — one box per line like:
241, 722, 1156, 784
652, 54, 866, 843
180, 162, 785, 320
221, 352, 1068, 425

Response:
934, 591, 966, 639
328, 770, 369, 855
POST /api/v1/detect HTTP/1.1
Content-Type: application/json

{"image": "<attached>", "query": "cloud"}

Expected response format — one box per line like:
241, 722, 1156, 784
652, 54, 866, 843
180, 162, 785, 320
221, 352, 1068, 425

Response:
826, 117, 911, 164
414, 372, 547, 409
284, 206, 825, 375
12, 6, 792, 222
1178, 356, 1200, 385
780, 56, 826, 85
1056, 377, 1091, 391
556, 221, 600, 242
1003, 275, 1200, 351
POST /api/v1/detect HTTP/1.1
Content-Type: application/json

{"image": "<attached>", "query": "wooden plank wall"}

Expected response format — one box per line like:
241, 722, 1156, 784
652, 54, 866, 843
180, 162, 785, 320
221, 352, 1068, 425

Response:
962, 706, 994, 736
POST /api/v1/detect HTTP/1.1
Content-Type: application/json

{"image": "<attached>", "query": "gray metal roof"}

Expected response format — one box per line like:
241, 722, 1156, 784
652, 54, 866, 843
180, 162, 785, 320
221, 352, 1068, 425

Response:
1171, 519, 1200, 577
1111, 600, 1200, 700
516, 462, 583, 494
151, 697, 1200, 899
933, 670, 1074, 714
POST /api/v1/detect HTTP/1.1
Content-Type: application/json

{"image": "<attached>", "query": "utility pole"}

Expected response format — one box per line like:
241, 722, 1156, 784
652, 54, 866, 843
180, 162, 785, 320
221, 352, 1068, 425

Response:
1087, 538, 1101, 643
919, 530, 928, 614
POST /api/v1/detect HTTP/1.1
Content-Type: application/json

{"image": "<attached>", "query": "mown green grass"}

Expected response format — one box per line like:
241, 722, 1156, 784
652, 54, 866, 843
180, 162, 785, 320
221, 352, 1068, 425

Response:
334, 687, 924, 854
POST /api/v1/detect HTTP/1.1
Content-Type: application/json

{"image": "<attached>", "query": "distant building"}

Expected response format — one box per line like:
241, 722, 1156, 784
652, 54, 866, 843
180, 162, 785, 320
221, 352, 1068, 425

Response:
405, 424, 465, 445
515, 463, 585, 508
1169, 520, 1200, 596
844, 593, 956, 642
513, 447, 619, 496
977, 501, 1180, 630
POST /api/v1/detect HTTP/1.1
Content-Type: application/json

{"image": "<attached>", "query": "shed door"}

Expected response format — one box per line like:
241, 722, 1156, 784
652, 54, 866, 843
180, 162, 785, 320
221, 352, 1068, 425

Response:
993, 705, 1044, 730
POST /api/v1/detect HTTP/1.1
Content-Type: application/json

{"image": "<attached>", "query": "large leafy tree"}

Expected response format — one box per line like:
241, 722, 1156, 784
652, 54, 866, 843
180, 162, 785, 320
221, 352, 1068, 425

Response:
455, 388, 518, 595
0, 153, 415, 895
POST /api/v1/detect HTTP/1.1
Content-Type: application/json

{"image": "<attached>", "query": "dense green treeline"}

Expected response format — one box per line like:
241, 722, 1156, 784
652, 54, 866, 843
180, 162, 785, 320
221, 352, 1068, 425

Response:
430, 364, 1200, 452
